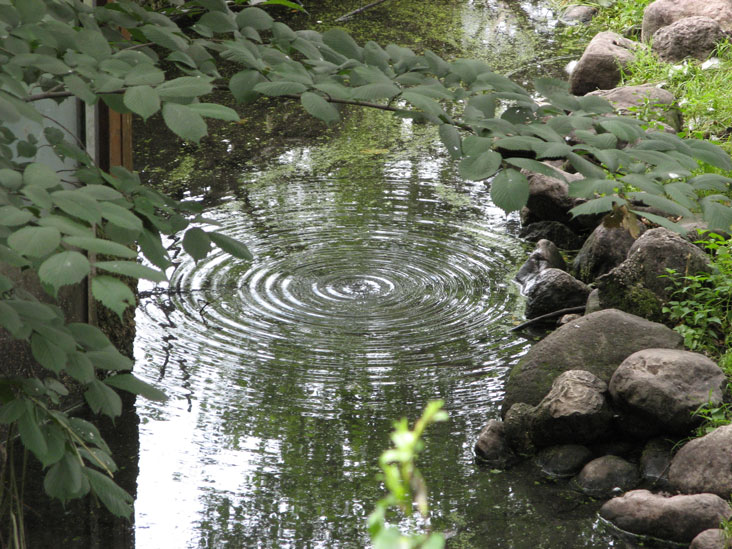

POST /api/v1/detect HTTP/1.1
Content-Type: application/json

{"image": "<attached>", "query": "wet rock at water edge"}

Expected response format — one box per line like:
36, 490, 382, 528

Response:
595, 228, 711, 322
524, 167, 584, 227
639, 438, 673, 489
519, 221, 584, 250
560, 5, 598, 25
524, 268, 591, 320
669, 424, 732, 499
501, 308, 683, 416
642, 0, 732, 41
610, 349, 725, 435
515, 239, 567, 288
573, 223, 641, 284
535, 444, 592, 479
600, 489, 732, 543
691, 529, 732, 549
572, 455, 640, 498
474, 419, 518, 469
586, 84, 682, 132
652, 16, 726, 62
530, 370, 612, 447
569, 31, 640, 96
503, 402, 536, 456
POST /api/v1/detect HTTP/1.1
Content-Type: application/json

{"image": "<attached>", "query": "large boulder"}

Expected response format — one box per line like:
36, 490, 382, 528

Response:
525, 168, 584, 226
503, 402, 536, 456
501, 309, 683, 416
586, 84, 682, 132
573, 223, 639, 283
474, 419, 518, 469
652, 16, 726, 61
524, 268, 590, 319
600, 489, 732, 543
609, 349, 725, 435
530, 370, 612, 446
535, 444, 593, 478
669, 424, 732, 498
569, 32, 640, 96
642, 0, 732, 42
596, 227, 711, 322
572, 455, 639, 498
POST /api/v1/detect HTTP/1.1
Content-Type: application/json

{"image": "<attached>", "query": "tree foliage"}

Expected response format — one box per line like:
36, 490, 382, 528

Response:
1, 0, 732, 530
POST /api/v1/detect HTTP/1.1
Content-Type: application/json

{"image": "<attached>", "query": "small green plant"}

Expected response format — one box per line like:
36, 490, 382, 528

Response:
367, 400, 448, 549
693, 397, 732, 437
663, 233, 732, 355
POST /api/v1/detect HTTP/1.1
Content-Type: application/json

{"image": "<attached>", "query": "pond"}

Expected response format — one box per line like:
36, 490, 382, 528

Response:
32, 0, 629, 547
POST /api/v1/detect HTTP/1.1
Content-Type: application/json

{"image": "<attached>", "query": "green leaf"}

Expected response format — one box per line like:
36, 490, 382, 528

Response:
123, 86, 160, 120
253, 81, 307, 97
124, 64, 166, 87
490, 169, 529, 213
504, 158, 566, 181
628, 192, 692, 218
229, 70, 263, 103
63, 236, 135, 259
39, 215, 92, 237
0, 400, 27, 424
570, 195, 627, 217
66, 352, 95, 383
91, 275, 136, 319
68, 323, 111, 351
84, 468, 133, 518
0, 205, 33, 226
22, 186, 53, 210
598, 118, 644, 142
236, 7, 274, 30
24, 163, 61, 189
86, 348, 132, 372
198, 11, 237, 33
209, 232, 253, 260
0, 169, 23, 190
323, 28, 362, 61
100, 202, 143, 233
534, 142, 572, 160
188, 103, 240, 121
351, 83, 401, 101
438, 125, 461, 159
31, 333, 67, 374
401, 91, 445, 118
300, 92, 340, 124
39, 251, 90, 293
162, 103, 208, 143
6, 299, 58, 321
701, 197, 732, 232
94, 260, 166, 282
17, 402, 48, 459
182, 228, 212, 262
44, 454, 85, 500
84, 379, 122, 417
64, 74, 97, 104
140, 24, 188, 51
40, 424, 68, 468
156, 76, 213, 99
138, 228, 171, 269
104, 374, 166, 402
631, 210, 685, 233
687, 139, 732, 171
0, 302, 23, 337
459, 151, 502, 181
51, 190, 102, 224
567, 152, 606, 179
8, 226, 61, 258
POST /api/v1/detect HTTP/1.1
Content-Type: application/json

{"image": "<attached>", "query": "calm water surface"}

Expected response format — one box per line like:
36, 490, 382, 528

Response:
127, 1, 621, 547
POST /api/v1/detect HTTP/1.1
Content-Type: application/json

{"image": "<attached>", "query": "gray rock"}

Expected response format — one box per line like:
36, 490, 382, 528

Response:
525, 167, 584, 226
531, 370, 612, 446
524, 268, 590, 319
474, 419, 518, 469
584, 288, 602, 315
560, 5, 598, 25
515, 239, 567, 287
558, 313, 582, 325
573, 223, 640, 283
669, 424, 732, 499
596, 227, 711, 322
502, 309, 683, 416
610, 349, 725, 435
691, 529, 731, 549
503, 402, 536, 456
600, 489, 732, 543
652, 16, 726, 61
586, 84, 682, 131
640, 438, 673, 488
572, 455, 639, 498
642, 0, 732, 42
519, 221, 584, 250
535, 444, 593, 478
569, 32, 640, 96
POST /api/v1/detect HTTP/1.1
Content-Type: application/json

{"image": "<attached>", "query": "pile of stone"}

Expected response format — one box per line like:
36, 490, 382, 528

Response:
478, 1, 732, 545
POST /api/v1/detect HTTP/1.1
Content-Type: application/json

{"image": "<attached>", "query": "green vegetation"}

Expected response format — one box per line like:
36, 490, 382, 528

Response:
368, 400, 447, 549
3, 0, 732, 544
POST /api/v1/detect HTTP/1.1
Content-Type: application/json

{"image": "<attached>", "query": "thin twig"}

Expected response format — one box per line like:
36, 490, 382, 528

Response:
509, 306, 586, 332
335, 0, 391, 22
